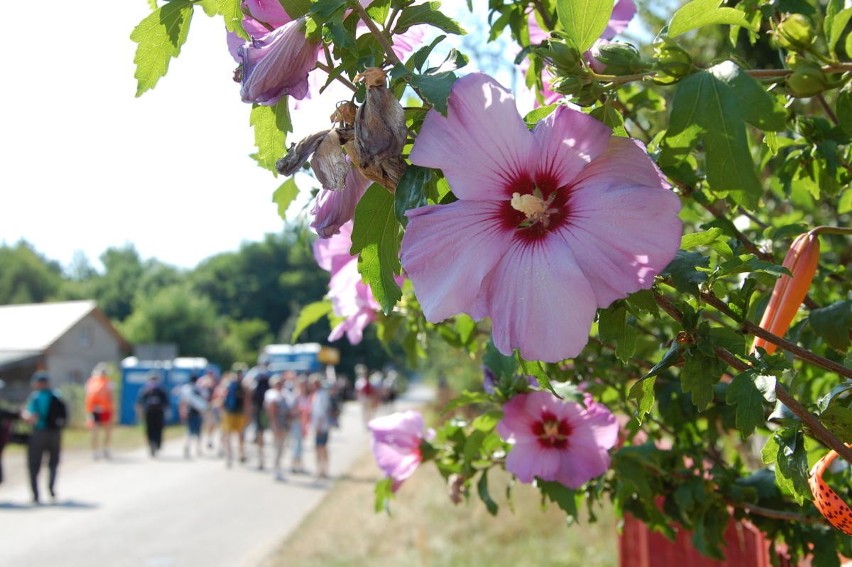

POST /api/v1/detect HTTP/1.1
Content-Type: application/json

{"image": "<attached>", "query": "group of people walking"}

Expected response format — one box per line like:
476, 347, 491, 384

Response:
135, 365, 343, 482
0, 362, 349, 505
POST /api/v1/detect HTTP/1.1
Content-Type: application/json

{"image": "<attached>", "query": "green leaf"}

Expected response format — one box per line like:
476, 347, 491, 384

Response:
272, 177, 300, 219
681, 350, 724, 410
408, 34, 447, 72
310, 0, 347, 20
250, 101, 292, 172
628, 377, 656, 423
395, 2, 466, 35
280, 0, 312, 19
661, 250, 709, 295
472, 410, 503, 432
819, 404, 852, 440
197, 0, 219, 17
351, 185, 403, 314
290, 300, 333, 341
477, 470, 499, 515
809, 300, 852, 351
131, 0, 195, 96
524, 104, 559, 127
483, 340, 516, 380
589, 102, 628, 137
556, 0, 615, 52
216, 0, 247, 39
538, 481, 579, 520
394, 165, 432, 226
662, 62, 786, 207
668, 0, 755, 38
410, 71, 457, 115
825, 0, 852, 55
725, 371, 766, 437
374, 477, 394, 513
771, 429, 810, 505
598, 303, 636, 361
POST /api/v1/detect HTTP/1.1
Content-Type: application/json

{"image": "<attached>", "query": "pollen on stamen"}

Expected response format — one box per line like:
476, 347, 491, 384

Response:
511, 192, 548, 218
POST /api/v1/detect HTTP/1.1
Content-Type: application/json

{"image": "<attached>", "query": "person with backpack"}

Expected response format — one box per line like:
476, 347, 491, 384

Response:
84, 364, 115, 460
264, 373, 294, 481
217, 370, 249, 468
22, 371, 66, 504
178, 374, 207, 459
136, 374, 169, 458
248, 364, 271, 470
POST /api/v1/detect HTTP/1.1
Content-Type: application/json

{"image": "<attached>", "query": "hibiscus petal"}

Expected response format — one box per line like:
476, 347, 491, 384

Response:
497, 392, 541, 441
401, 200, 514, 322
311, 168, 371, 238
483, 236, 597, 362
505, 439, 553, 483
556, 444, 611, 488
532, 106, 611, 188
409, 73, 535, 201
244, 0, 292, 28
562, 137, 682, 307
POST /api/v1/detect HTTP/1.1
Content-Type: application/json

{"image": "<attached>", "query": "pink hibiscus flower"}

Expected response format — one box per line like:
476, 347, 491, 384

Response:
311, 166, 372, 238
368, 410, 433, 491
497, 391, 618, 488
400, 73, 681, 362
313, 221, 381, 345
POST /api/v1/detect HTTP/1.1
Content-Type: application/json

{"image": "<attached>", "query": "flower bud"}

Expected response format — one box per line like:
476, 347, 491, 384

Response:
786, 61, 828, 97
752, 232, 819, 354
653, 41, 693, 84
775, 14, 815, 51
548, 42, 582, 73
593, 42, 646, 75
808, 447, 852, 536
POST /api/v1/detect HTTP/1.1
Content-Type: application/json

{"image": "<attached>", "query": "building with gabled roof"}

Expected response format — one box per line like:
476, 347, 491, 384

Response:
0, 300, 130, 402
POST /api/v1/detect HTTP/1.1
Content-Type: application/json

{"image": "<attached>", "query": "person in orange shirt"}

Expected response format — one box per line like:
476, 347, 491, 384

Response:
84, 364, 114, 459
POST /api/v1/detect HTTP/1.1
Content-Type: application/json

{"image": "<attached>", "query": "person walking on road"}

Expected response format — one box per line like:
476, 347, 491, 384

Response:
309, 375, 332, 479
178, 374, 207, 459
264, 373, 293, 481
84, 364, 115, 460
218, 370, 250, 468
0, 379, 21, 486
248, 364, 271, 470
22, 371, 66, 504
136, 374, 169, 457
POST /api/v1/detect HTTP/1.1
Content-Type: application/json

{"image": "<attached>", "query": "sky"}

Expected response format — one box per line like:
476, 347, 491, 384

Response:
0, 1, 317, 271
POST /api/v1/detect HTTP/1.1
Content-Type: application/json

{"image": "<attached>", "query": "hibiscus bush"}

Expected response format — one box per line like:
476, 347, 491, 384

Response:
132, 0, 852, 563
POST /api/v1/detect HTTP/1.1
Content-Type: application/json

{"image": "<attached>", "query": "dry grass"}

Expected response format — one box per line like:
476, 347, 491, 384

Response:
263, 450, 618, 567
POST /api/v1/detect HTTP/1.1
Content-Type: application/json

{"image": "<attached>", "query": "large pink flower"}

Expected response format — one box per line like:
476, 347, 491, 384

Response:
497, 391, 618, 488
400, 73, 681, 362
369, 410, 433, 491
313, 221, 381, 345
238, 17, 321, 104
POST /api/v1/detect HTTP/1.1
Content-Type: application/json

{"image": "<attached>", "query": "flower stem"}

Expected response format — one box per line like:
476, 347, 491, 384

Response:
315, 61, 357, 92
810, 225, 852, 237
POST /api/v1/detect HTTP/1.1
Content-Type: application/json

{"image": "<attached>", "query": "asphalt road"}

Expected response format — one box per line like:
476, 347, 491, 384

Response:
0, 384, 432, 567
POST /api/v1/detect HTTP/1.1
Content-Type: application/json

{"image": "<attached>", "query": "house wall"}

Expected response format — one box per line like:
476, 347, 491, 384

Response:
46, 313, 125, 387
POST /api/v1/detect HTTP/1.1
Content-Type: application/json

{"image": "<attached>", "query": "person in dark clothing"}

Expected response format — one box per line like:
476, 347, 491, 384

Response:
136, 374, 169, 457
0, 379, 21, 486
22, 372, 62, 504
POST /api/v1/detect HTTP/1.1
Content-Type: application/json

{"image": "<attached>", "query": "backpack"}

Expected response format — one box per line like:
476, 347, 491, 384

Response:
45, 393, 68, 430
224, 380, 244, 413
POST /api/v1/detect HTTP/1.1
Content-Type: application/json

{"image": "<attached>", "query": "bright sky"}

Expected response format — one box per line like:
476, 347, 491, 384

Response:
0, 2, 528, 272
0, 1, 317, 271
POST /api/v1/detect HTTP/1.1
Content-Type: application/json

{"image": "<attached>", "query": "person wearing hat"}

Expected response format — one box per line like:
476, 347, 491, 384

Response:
0, 380, 22, 486
22, 371, 64, 504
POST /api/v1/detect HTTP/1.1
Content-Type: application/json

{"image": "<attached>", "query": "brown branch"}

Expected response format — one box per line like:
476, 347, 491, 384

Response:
652, 291, 852, 463
699, 292, 851, 380
531, 0, 555, 31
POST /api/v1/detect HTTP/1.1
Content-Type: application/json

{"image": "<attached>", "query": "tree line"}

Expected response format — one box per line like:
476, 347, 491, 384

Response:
0, 226, 398, 376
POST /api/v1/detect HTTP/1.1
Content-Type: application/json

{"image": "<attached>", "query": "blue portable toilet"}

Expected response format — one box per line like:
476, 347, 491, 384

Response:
119, 358, 170, 425
258, 343, 323, 373
120, 357, 219, 425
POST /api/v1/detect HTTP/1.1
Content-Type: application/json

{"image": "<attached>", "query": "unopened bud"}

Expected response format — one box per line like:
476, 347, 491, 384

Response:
775, 14, 815, 51
593, 42, 646, 75
653, 41, 693, 84
786, 62, 828, 98
549, 42, 582, 73
752, 232, 820, 354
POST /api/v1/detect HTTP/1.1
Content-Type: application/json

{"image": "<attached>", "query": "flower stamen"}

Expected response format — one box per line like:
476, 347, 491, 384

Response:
511, 191, 557, 229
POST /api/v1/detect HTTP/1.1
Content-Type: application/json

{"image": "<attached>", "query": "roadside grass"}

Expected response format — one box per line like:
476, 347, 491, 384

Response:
4, 424, 185, 454
264, 449, 618, 567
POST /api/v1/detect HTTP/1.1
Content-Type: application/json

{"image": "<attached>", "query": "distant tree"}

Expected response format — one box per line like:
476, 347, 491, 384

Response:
119, 285, 227, 363
0, 242, 63, 304
93, 245, 146, 321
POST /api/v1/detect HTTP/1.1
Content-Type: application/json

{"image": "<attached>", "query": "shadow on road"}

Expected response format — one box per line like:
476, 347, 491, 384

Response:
0, 499, 98, 511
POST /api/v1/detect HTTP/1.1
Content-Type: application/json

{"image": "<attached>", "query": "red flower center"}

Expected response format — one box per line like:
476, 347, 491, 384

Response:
500, 172, 571, 242
532, 410, 572, 449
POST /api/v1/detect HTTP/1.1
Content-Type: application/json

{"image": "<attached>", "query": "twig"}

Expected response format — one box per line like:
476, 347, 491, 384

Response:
349, 0, 401, 66
531, 1, 555, 31
652, 291, 852, 463
314, 61, 357, 92
699, 292, 851, 380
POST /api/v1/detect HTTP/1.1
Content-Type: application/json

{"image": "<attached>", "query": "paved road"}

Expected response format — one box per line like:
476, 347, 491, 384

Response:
0, 383, 432, 567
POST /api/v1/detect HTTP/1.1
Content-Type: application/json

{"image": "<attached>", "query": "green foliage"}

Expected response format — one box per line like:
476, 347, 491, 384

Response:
394, 2, 466, 35
131, 0, 194, 96
662, 61, 786, 207
351, 185, 402, 314
725, 371, 768, 437
250, 101, 292, 173
273, 177, 300, 219
291, 300, 333, 341
556, 0, 614, 52
0, 243, 63, 305
668, 0, 755, 38
808, 300, 852, 351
